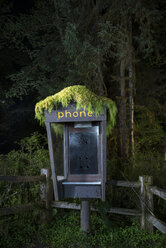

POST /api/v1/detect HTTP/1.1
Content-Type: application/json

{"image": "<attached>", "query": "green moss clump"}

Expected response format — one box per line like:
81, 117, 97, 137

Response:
35, 85, 117, 135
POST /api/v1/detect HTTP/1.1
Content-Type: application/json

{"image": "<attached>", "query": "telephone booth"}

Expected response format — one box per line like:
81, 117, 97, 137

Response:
45, 103, 106, 201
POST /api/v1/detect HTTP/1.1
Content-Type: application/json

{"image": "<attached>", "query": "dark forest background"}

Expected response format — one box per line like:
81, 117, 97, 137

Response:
0, 0, 166, 159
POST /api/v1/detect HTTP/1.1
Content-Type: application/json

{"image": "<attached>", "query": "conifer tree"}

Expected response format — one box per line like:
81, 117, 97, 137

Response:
1, 0, 165, 159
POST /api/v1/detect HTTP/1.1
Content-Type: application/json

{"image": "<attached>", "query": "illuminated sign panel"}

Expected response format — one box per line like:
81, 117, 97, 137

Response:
44, 104, 105, 123
57, 110, 93, 119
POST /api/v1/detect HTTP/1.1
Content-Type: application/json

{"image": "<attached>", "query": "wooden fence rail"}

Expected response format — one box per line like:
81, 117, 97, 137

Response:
52, 201, 142, 216
107, 180, 140, 188
0, 204, 34, 217
0, 175, 45, 183
147, 215, 166, 234
0, 170, 166, 233
150, 186, 166, 201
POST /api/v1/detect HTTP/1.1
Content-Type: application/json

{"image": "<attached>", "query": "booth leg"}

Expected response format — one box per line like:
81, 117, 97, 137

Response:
81, 200, 90, 233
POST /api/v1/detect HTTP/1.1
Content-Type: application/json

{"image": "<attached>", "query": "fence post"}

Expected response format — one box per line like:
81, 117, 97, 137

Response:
139, 176, 146, 230
139, 176, 153, 233
146, 176, 154, 233
40, 168, 53, 223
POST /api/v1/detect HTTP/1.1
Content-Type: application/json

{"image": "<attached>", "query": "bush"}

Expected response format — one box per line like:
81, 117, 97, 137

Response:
1, 211, 165, 248
0, 132, 50, 208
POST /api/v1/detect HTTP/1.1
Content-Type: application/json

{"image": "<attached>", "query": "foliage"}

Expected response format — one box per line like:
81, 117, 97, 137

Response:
0, 132, 49, 208
0, 211, 166, 248
0, 213, 38, 248
134, 106, 164, 154
0, 132, 49, 175
3, 0, 65, 100
35, 85, 117, 135
3, 0, 160, 100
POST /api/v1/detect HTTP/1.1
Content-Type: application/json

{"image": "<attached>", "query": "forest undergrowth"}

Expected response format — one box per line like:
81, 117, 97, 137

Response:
0, 132, 166, 248
1, 210, 166, 248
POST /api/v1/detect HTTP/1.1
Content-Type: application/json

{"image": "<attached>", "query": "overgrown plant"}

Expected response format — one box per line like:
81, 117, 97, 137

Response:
35, 85, 117, 135
0, 132, 50, 208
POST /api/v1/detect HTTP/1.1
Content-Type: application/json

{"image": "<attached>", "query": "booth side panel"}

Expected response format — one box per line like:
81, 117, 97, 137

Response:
101, 120, 107, 201
64, 125, 69, 179
46, 122, 59, 201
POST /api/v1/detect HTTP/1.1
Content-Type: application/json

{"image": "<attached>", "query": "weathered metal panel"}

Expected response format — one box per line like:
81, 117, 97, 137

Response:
62, 181, 101, 185
69, 127, 98, 175
63, 184, 101, 199
100, 120, 107, 201
57, 181, 64, 200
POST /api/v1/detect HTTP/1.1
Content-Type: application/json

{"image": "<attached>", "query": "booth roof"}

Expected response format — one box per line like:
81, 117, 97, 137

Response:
35, 85, 117, 135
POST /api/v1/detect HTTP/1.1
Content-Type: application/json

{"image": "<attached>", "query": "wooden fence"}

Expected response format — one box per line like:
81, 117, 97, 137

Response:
0, 169, 52, 223
0, 169, 166, 233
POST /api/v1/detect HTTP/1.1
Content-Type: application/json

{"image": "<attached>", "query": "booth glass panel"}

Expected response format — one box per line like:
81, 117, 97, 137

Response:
50, 123, 64, 178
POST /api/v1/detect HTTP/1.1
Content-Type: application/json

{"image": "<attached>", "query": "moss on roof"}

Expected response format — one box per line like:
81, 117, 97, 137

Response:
35, 85, 117, 135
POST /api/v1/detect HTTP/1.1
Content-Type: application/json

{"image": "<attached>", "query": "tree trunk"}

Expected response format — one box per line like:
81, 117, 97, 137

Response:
120, 59, 127, 158
128, 59, 134, 157
116, 97, 122, 157
97, 52, 105, 96
128, 19, 135, 157
164, 131, 166, 161
54, 0, 64, 42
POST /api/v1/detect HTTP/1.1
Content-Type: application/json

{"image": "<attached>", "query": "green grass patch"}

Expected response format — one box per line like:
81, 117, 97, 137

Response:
0, 210, 166, 248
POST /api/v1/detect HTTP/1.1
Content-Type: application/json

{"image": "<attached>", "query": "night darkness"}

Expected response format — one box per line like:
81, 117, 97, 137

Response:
0, 0, 39, 153
13, 0, 34, 14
